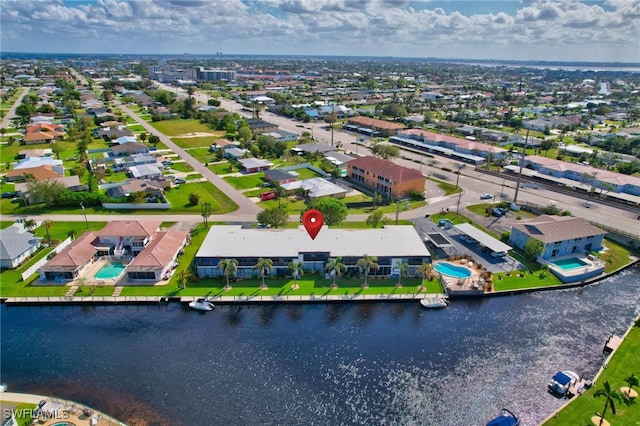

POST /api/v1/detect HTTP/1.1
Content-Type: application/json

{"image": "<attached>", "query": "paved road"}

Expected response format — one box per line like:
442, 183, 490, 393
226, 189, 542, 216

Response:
0, 87, 30, 129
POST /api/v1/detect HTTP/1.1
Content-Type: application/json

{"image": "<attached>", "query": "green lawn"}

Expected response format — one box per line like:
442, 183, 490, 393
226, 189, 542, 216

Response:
544, 324, 640, 426
164, 181, 238, 214
600, 238, 636, 273
187, 147, 219, 164
171, 136, 217, 149
127, 124, 146, 132
292, 167, 323, 180
168, 162, 194, 173
208, 161, 237, 175
150, 119, 213, 136
186, 174, 203, 180
493, 269, 562, 291
224, 172, 266, 189
258, 197, 307, 213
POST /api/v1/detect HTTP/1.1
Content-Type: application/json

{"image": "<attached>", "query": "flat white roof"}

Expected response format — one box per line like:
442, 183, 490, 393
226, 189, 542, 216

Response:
196, 225, 430, 258
453, 223, 512, 253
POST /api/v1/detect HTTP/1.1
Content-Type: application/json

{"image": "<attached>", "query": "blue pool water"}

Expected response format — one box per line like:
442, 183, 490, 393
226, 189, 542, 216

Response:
434, 262, 472, 278
94, 262, 126, 280
553, 257, 589, 270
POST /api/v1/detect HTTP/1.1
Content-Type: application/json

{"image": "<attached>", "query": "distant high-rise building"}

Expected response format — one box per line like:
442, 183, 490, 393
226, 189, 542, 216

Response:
196, 67, 235, 82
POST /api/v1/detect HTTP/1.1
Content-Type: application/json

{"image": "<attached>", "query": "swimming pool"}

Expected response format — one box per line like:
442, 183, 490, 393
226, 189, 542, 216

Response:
434, 262, 472, 279
552, 257, 589, 270
94, 262, 127, 280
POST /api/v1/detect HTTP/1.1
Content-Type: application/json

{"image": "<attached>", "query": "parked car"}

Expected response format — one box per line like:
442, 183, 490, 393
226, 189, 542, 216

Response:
1, 191, 17, 199
480, 194, 493, 200
161, 160, 173, 166
259, 191, 276, 201
174, 178, 186, 184
491, 207, 507, 217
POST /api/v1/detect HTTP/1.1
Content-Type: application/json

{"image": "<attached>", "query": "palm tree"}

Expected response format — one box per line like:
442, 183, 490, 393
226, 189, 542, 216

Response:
177, 270, 190, 290
325, 257, 346, 288
288, 261, 304, 290
217, 258, 238, 290
43, 219, 54, 244
23, 219, 37, 232
416, 262, 433, 291
395, 261, 409, 288
623, 374, 639, 398
357, 254, 379, 288
594, 381, 624, 426
253, 258, 273, 290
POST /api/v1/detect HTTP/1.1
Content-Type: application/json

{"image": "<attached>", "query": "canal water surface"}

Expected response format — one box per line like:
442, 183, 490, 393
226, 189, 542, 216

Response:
1, 266, 639, 426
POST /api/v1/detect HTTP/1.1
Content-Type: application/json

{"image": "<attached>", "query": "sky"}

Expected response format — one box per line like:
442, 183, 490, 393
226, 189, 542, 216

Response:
1, 0, 639, 63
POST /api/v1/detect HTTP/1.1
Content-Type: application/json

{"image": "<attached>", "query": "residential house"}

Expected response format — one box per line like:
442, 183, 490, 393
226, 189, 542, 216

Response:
15, 176, 85, 202
264, 169, 298, 186
38, 231, 98, 281
195, 225, 430, 278
281, 177, 347, 199
238, 158, 273, 173
111, 143, 149, 157
347, 156, 425, 198
224, 147, 248, 160
125, 230, 189, 281
95, 127, 134, 141
106, 178, 169, 199
128, 164, 163, 179
114, 136, 138, 145
23, 132, 56, 145
0, 223, 42, 269
509, 215, 606, 260
17, 148, 53, 159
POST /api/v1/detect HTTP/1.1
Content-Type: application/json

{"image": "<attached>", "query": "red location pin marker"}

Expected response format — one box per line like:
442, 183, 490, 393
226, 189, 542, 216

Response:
302, 209, 324, 240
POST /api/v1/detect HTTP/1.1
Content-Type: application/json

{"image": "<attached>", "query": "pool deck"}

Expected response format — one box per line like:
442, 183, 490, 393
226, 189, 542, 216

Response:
545, 254, 606, 283
0, 392, 124, 426
435, 260, 486, 293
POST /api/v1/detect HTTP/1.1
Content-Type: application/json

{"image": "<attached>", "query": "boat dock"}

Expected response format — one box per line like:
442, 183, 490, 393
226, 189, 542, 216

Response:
2, 293, 449, 306
603, 333, 622, 354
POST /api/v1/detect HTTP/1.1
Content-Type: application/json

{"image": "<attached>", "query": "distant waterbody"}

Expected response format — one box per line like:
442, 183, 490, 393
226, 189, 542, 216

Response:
1, 266, 638, 426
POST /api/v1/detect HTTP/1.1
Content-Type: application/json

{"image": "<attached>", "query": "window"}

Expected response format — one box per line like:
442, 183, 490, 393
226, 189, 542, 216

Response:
128, 271, 156, 280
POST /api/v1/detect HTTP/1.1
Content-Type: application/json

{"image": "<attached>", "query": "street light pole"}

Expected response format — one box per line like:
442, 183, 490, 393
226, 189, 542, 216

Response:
80, 202, 88, 229
455, 163, 464, 215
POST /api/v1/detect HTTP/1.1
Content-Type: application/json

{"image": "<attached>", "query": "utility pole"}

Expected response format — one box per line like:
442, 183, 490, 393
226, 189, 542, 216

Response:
455, 163, 465, 215
80, 201, 89, 229
330, 104, 335, 147
512, 128, 530, 206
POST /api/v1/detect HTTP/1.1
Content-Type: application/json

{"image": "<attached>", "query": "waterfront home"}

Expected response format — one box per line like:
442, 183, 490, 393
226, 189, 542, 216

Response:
38, 221, 187, 282
509, 215, 606, 260
0, 223, 42, 269
195, 225, 430, 278
346, 156, 425, 198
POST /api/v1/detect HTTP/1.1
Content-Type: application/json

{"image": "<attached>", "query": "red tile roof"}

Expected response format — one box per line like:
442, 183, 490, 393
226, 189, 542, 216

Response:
347, 156, 424, 182
45, 232, 97, 268
97, 221, 161, 238
348, 116, 406, 130
6, 165, 62, 180
128, 231, 188, 268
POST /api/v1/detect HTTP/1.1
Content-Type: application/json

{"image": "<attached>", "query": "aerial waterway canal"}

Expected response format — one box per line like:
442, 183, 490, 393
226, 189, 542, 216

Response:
1, 266, 639, 426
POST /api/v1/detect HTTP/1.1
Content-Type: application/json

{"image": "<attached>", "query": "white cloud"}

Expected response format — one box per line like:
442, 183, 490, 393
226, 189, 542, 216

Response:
0, 0, 637, 61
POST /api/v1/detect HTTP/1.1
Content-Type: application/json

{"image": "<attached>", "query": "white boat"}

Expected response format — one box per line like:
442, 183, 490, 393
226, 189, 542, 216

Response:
420, 297, 449, 309
188, 298, 214, 311
548, 370, 580, 396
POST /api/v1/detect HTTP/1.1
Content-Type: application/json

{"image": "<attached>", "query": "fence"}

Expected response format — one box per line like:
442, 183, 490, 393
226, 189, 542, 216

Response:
21, 237, 73, 281
101, 202, 170, 210
281, 163, 328, 177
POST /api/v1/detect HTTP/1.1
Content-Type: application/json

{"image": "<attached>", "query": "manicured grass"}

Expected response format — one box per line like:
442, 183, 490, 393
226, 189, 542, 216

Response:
127, 124, 146, 132
429, 177, 462, 196
332, 220, 414, 228
1, 221, 14, 229
164, 181, 237, 214
74, 285, 116, 297
259, 197, 307, 213
171, 136, 216, 149
544, 324, 640, 426
11, 403, 37, 426
291, 167, 323, 180
149, 119, 213, 136
243, 188, 263, 197
493, 269, 562, 291
160, 222, 177, 228
187, 147, 218, 164
348, 200, 426, 215
223, 172, 265, 189
600, 238, 636, 273
208, 161, 237, 175
168, 162, 194, 173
